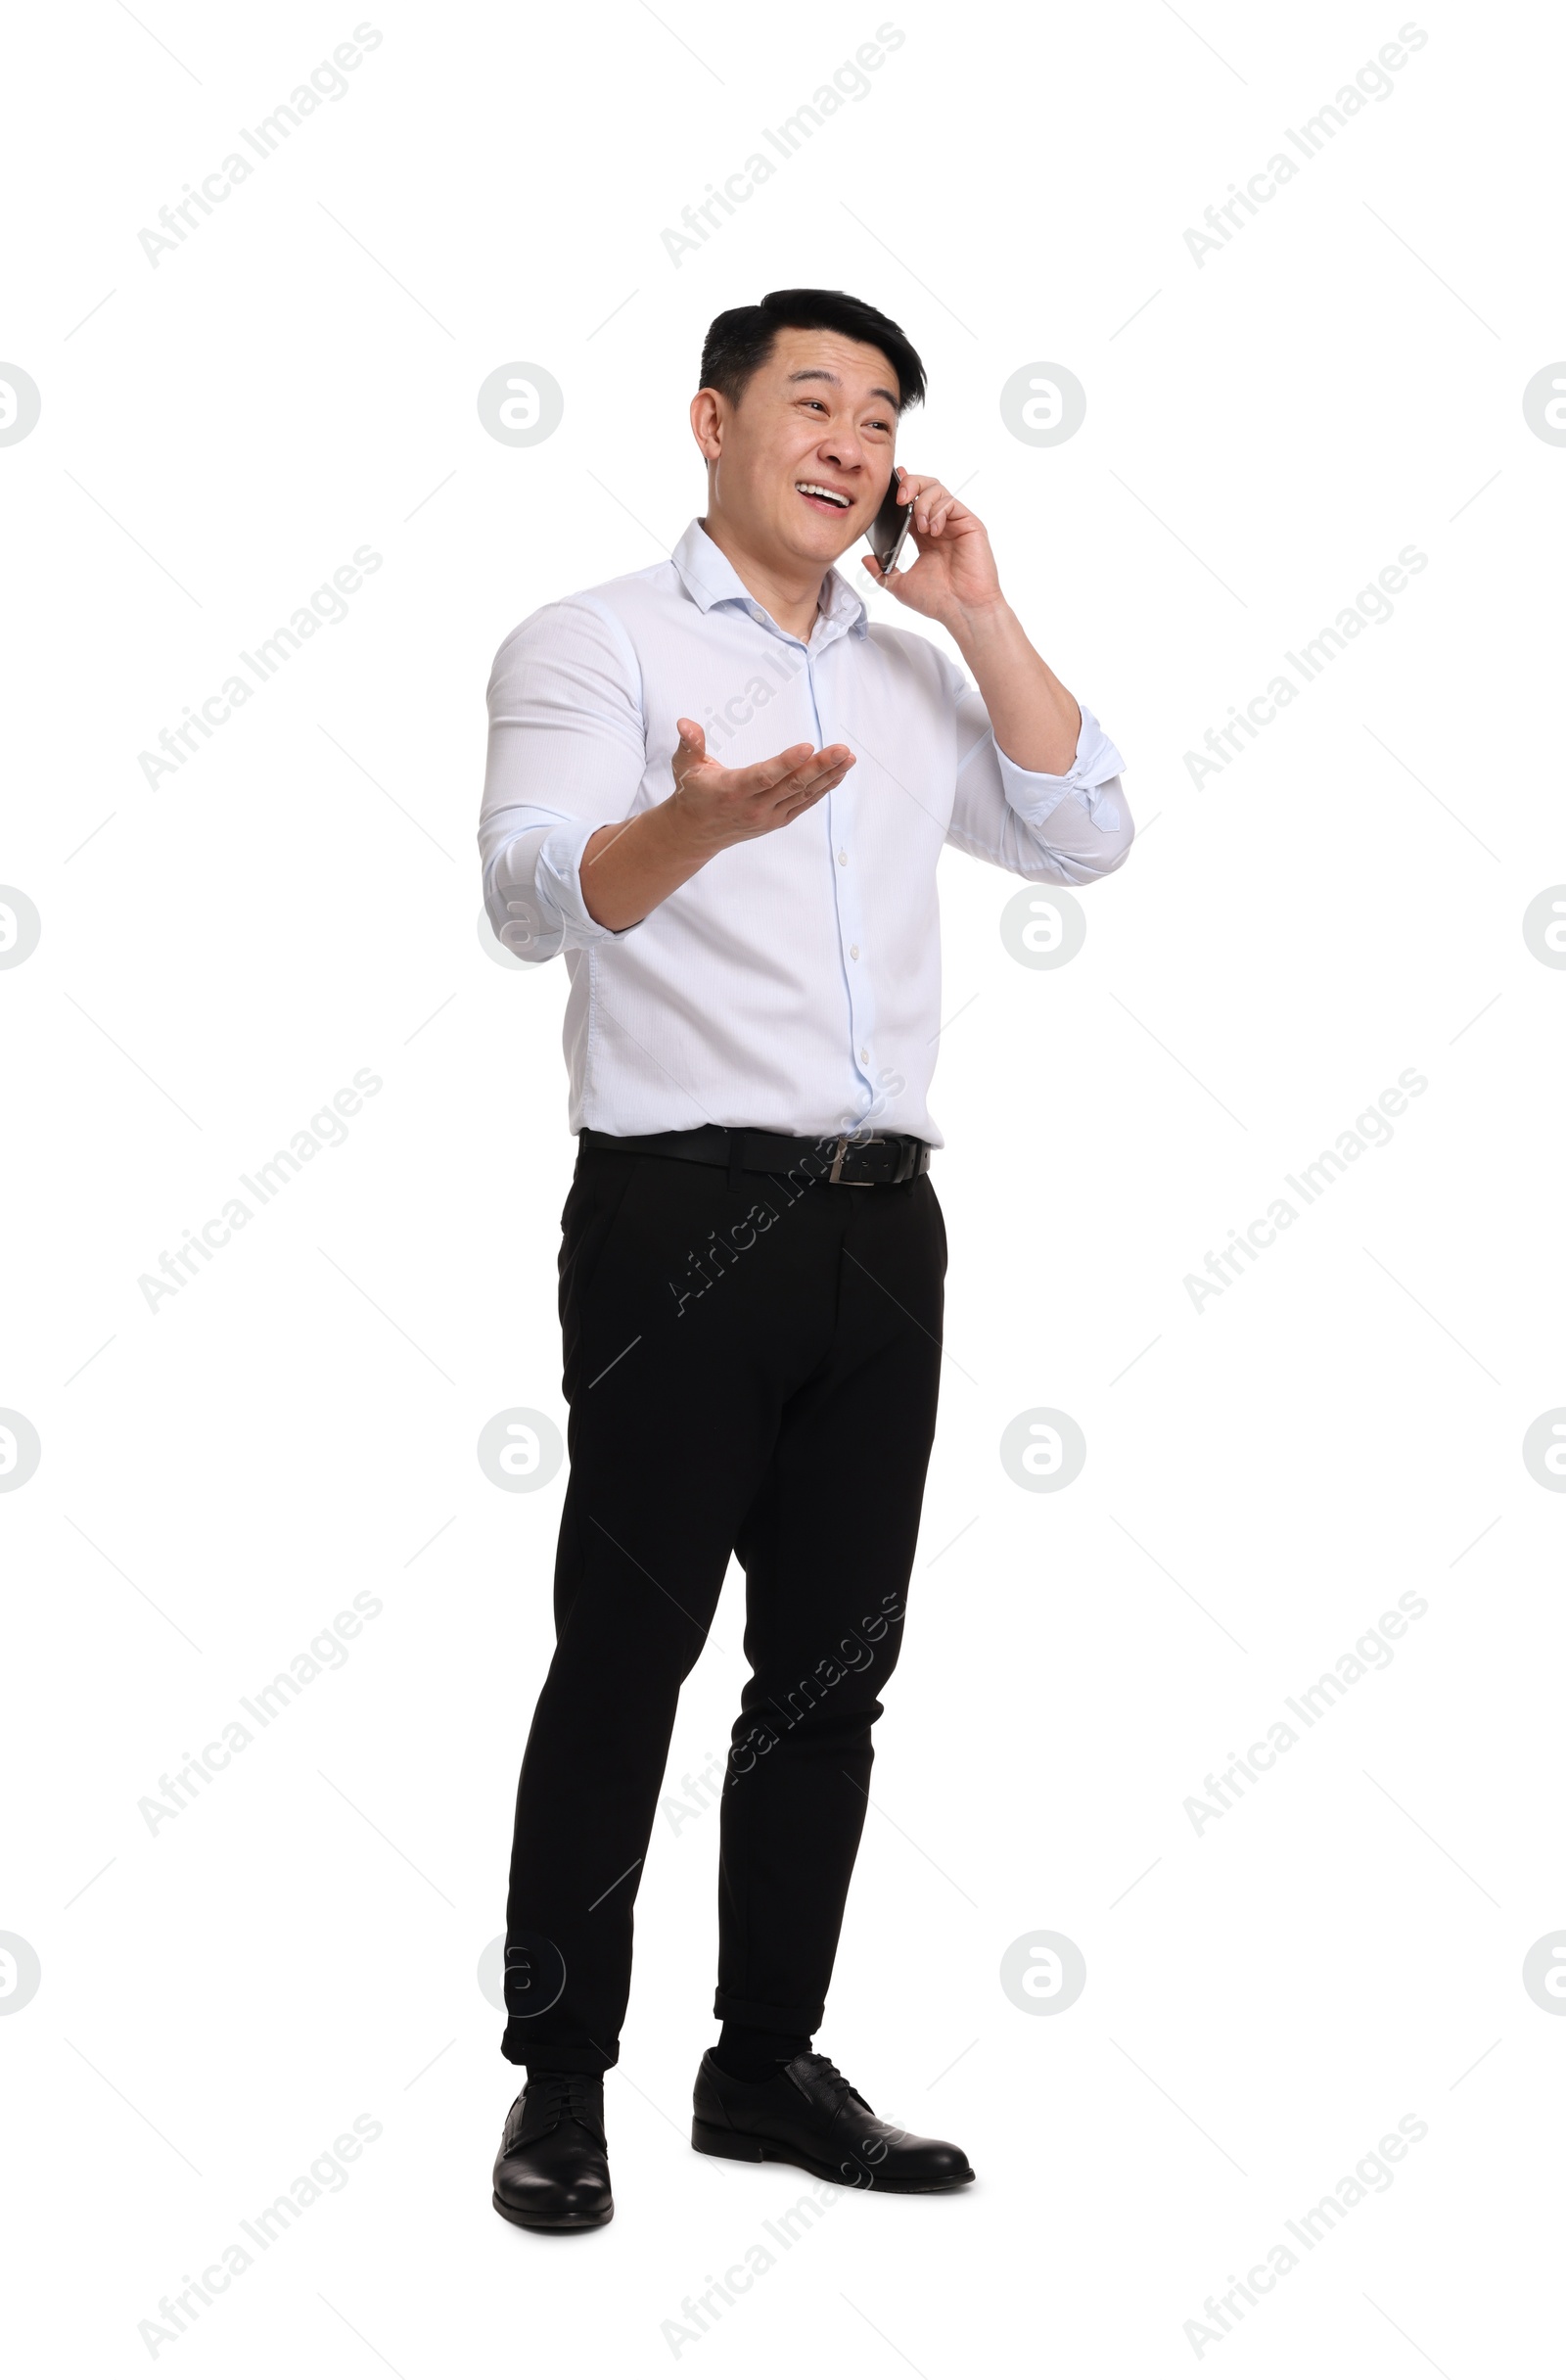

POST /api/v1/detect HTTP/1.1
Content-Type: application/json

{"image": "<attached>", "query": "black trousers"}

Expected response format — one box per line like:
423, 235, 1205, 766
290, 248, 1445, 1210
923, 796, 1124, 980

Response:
501, 1137, 947, 2073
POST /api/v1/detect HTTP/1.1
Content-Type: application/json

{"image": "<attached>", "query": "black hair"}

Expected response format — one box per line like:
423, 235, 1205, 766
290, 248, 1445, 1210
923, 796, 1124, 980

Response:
699, 289, 926, 414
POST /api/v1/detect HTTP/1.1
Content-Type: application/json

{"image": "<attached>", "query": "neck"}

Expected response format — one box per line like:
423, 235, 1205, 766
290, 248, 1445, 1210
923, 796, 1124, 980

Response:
699, 511, 828, 642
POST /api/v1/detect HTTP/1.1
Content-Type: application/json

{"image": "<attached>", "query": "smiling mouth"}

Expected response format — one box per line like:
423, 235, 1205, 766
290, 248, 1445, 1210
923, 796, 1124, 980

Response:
796, 481, 852, 512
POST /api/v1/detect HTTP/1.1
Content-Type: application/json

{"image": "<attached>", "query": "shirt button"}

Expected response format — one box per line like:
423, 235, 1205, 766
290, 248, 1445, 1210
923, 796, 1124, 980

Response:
837, 849, 848, 865
860, 1048, 869, 1063
850, 944, 859, 959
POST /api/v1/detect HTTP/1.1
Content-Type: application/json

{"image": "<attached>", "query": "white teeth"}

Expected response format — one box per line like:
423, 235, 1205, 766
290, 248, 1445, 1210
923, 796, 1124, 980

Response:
796, 482, 850, 506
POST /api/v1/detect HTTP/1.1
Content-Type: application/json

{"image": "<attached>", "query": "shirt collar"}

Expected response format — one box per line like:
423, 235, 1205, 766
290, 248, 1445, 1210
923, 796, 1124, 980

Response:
671, 517, 869, 643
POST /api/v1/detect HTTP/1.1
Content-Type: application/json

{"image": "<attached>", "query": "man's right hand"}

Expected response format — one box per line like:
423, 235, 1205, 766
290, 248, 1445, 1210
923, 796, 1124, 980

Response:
577, 720, 855, 932
668, 718, 856, 852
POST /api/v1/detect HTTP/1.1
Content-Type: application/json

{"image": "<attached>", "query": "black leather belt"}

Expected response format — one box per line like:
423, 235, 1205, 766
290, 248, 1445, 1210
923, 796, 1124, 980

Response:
578, 1123, 932, 1189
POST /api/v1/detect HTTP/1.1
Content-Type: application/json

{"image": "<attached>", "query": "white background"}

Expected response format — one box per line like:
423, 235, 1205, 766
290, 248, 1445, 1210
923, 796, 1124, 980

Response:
4, 0, 1563, 2370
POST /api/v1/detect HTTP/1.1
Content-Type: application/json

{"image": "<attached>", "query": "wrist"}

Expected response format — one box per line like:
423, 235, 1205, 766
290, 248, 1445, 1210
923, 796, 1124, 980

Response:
944, 592, 1017, 652
663, 788, 735, 862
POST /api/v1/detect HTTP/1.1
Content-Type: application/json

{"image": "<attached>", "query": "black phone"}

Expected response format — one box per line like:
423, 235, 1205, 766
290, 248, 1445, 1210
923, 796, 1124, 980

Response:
868, 464, 913, 578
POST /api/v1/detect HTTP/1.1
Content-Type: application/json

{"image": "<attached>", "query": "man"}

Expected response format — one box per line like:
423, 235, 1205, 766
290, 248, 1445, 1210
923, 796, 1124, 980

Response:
478, 288, 1132, 2230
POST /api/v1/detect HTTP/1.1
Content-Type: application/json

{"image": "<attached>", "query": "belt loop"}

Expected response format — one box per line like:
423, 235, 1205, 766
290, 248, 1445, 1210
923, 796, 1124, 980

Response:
726, 1130, 745, 1193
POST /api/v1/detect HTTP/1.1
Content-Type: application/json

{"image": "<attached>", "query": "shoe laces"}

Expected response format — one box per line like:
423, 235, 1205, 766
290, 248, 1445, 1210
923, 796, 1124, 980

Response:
795, 2053, 872, 2115
530, 2074, 602, 2134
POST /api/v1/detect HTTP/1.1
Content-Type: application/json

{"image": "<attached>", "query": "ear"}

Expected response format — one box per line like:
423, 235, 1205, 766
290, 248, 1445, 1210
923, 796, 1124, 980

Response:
689, 388, 723, 461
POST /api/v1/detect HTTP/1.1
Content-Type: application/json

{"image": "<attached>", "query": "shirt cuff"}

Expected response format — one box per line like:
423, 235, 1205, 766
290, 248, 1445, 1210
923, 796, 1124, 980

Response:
491, 818, 645, 957
993, 702, 1128, 832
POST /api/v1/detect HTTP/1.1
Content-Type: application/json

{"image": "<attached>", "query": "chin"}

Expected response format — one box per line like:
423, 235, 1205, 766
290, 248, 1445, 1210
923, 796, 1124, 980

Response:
784, 512, 858, 561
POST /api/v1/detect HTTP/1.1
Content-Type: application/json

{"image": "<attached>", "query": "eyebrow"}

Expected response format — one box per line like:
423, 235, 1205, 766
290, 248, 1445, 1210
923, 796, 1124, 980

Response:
784, 367, 900, 412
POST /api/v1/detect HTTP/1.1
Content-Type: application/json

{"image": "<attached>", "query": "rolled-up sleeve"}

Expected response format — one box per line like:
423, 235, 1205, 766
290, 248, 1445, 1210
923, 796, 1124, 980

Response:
478, 594, 650, 962
944, 662, 1133, 886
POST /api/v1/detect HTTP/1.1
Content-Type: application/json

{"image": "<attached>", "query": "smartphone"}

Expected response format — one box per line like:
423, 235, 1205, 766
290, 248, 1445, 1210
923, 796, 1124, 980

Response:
868, 464, 913, 579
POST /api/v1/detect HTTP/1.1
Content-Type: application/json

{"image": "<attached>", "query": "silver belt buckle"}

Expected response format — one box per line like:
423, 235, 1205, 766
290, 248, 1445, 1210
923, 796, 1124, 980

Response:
828, 1132, 885, 1186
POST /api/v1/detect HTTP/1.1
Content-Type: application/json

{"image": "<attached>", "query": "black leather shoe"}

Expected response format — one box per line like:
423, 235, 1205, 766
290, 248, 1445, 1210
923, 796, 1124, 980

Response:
692, 2049, 974, 2192
492, 2074, 614, 2230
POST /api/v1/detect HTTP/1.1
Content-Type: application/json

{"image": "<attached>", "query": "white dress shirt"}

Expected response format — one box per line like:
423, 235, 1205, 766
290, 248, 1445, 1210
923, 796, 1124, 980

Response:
479, 518, 1131, 1147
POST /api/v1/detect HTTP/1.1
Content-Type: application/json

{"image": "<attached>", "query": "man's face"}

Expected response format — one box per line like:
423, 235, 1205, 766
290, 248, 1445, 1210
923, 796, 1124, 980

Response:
696, 326, 900, 568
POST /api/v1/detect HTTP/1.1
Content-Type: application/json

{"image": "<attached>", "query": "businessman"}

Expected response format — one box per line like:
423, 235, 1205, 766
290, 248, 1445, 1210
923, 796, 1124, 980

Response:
478, 288, 1133, 2229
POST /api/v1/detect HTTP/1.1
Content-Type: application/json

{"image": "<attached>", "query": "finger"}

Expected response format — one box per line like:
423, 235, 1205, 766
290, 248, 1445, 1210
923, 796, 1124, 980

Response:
780, 778, 842, 822
762, 757, 853, 816
733, 743, 853, 814
911, 483, 950, 534
861, 552, 906, 597
763, 740, 850, 787
791, 746, 853, 784
785, 772, 837, 803
736, 741, 819, 797
782, 755, 854, 802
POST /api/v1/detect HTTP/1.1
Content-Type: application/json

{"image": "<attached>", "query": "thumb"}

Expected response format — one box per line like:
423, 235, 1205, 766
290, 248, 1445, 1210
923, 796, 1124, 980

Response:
672, 716, 709, 787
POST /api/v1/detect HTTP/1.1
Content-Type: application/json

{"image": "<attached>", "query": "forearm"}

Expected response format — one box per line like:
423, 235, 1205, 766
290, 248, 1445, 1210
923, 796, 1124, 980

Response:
578, 800, 718, 931
945, 599, 1082, 775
